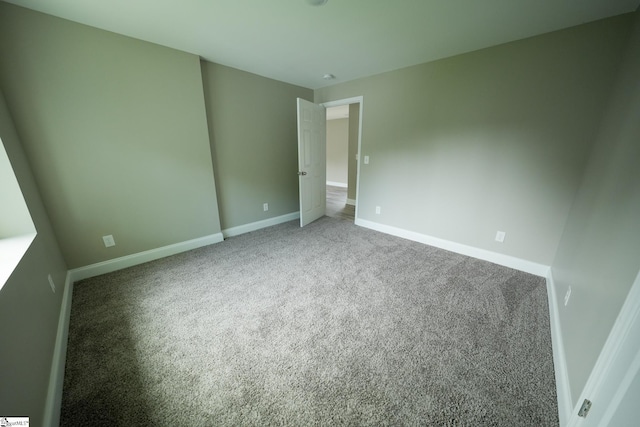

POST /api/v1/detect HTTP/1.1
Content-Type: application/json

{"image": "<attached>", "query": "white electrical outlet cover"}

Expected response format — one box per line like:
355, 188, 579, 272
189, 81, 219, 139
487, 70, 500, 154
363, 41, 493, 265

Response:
564, 286, 572, 306
495, 231, 506, 243
103, 235, 116, 247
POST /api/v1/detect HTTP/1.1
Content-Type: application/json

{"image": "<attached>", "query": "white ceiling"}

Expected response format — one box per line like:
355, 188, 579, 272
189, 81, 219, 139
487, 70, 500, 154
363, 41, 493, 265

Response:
3, 0, 639, 89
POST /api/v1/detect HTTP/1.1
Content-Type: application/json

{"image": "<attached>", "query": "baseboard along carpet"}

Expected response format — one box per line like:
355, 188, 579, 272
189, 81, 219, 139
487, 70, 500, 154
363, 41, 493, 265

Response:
61, 217, 558, 426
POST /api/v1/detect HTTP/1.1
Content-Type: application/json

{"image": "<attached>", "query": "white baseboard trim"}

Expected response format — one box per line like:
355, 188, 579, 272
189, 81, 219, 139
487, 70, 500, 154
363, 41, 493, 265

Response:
546, 270, 573, 426
326, 181, 348, 188
223, 212, 300, 238
346, 198, 356, 206
43, 272, 74, 427
355, 218, 550, 277
68, 233, 224, 283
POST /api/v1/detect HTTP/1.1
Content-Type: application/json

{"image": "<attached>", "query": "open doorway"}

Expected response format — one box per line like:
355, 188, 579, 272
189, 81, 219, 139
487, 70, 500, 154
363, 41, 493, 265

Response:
325, 102, 360, 222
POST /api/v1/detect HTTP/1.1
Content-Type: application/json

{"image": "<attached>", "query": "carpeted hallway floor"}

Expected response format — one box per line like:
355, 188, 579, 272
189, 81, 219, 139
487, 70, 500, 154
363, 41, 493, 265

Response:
61, 217, 559, 426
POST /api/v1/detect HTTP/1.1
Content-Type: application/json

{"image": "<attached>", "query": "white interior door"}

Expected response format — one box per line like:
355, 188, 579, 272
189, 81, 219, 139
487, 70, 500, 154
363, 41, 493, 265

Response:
297, 98, 326, 227
572, 269, 640, 427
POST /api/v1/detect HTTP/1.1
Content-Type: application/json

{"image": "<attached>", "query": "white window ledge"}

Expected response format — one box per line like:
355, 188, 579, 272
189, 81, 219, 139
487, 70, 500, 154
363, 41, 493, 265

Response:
0, 233, 37, 289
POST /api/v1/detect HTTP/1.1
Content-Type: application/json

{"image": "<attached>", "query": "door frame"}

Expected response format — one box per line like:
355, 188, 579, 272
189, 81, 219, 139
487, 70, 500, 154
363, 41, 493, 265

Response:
566, 269, 640, 427
320, 96, 364, 222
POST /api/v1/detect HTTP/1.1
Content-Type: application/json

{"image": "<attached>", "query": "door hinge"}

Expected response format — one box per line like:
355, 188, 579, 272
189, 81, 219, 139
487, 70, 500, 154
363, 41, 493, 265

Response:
578, 399, 592, 418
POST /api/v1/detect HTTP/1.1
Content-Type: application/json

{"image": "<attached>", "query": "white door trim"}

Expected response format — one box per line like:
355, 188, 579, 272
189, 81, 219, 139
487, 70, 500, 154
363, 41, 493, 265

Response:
321, 96, 364, 221
567, 269, 640, 427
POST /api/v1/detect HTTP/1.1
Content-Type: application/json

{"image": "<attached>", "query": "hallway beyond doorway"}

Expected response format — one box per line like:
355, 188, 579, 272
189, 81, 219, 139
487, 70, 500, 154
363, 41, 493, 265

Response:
325, 185, 355, 222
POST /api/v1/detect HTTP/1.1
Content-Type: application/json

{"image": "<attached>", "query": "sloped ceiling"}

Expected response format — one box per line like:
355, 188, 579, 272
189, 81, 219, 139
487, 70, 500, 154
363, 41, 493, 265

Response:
3, 0, 639, 89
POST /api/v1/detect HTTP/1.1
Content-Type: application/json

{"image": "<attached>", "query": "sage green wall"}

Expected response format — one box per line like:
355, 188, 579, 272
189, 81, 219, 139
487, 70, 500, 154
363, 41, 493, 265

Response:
200, 61, 313, 230
0, 90, 68, 427
0, 3, 221, 269
315, 15, 633, 265
326, 118, 349, 185
551, 9, 640, 404
347, 104, 360, 201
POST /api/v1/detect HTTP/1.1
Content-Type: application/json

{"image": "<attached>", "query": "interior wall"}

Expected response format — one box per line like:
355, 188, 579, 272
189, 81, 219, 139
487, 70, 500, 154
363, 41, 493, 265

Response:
550, 8, 640, 404
347, 104, 360, 202
326, 118, 349, 185
0, 141, 34, 238
0, 3, 221, 269
315, 14, 634, 265
200, 61, 313, 230
0, 90, 68, 427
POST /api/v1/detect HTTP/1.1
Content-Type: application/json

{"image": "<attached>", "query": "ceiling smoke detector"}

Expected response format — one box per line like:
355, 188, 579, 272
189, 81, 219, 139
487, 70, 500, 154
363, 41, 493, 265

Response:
323, 74, 335, 80
306, 0, 328, 6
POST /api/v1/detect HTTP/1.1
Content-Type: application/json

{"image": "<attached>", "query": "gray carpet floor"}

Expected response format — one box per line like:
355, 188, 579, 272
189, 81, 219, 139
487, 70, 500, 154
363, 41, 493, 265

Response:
61, 217, 559, 426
